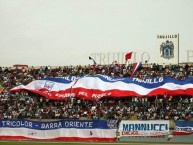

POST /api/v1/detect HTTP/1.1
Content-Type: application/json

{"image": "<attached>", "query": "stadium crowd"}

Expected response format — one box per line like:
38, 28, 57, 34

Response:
0, 63, 193, 122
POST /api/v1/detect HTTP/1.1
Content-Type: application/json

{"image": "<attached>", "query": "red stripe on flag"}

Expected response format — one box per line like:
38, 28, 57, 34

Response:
0, 136, 116, 141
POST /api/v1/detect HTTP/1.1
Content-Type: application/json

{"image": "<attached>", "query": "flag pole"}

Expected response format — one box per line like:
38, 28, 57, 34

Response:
70, 56, 98, 101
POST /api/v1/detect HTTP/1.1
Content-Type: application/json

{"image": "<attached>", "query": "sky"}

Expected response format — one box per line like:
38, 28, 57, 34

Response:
0, 0, 193, 66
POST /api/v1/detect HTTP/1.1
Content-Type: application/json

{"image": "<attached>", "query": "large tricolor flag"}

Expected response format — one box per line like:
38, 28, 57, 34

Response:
10, 75, 193, 101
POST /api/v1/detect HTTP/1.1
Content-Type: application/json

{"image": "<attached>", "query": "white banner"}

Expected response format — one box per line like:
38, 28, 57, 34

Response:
118, 120, 169, 136
0, 119, 117, 141
0, 128, 116, 141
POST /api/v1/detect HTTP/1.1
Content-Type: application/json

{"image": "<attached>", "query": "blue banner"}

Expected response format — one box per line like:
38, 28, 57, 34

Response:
173, 121, 193, 135
41, 75, 193, 89
0, 119, 118, 130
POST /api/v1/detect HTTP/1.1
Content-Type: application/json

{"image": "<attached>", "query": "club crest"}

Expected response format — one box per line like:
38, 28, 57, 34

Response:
107, 120, 118, 129
160, 40, 174, 59
44, 81, 55, 91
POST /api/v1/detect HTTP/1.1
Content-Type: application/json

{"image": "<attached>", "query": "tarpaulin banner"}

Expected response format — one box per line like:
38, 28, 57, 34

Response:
118, 120, 169, 136
173, 121, 193, 135
0, 119, 117, 141
11, 74, 193, 100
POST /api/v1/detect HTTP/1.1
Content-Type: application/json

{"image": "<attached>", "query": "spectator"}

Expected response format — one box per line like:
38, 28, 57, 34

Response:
0, 63, 192, 121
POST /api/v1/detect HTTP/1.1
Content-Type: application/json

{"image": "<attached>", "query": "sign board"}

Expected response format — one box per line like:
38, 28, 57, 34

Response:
157, 34, 179, 64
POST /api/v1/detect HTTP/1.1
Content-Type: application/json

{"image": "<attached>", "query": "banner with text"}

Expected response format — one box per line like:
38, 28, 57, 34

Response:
173, 121, 193, 135
11, 75, 193, 100
118, 120, 169, 137
0, 119, 117, 141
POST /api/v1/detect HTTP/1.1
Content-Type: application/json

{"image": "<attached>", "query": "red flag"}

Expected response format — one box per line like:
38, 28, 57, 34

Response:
125, 52, 132, 61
